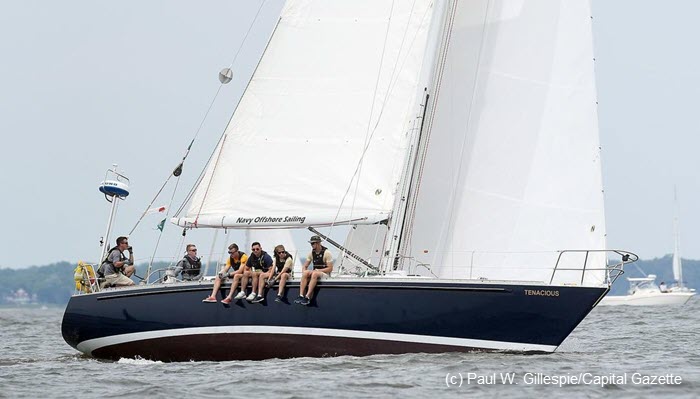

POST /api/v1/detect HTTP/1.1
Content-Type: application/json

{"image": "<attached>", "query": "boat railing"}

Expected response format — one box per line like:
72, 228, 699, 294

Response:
393, 249, 637, 286
144, 266, 182, 284
549, 249, 636, 286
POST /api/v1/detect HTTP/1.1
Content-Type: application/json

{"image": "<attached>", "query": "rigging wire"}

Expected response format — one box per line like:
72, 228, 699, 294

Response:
176, 0, 276, 221
400, 0, 458, 261
120, 0, 270, 282
328, 0, 425, 225
344, 0, 398, 229
128, 141, 192, 236
145, 172, 184, 281
327, 1, 431, 268
132, 0, 270, 230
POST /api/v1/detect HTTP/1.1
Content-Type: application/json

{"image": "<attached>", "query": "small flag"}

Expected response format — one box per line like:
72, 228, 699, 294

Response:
146, 206, 167, 215
157, 219, 166, 232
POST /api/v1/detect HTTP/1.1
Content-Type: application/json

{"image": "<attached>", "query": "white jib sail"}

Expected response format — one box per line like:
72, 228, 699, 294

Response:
400, 1, 607, 286
177, 0, 435, 229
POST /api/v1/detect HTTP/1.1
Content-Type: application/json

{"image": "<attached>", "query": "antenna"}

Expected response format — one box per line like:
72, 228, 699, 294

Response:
98, 164, 130, 262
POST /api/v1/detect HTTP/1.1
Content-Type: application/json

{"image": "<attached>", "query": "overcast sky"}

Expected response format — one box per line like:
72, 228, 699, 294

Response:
1, 0, 698, 269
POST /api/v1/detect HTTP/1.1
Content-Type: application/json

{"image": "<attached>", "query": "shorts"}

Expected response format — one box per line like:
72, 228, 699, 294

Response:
104, 273, 134, 287
277, 270, 293, 279
313, 271, 329, 280
251, 268, 272, 274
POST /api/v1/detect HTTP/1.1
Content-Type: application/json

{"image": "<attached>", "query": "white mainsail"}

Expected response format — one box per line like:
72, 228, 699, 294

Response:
397, 1, 607, 286
176, 0, 436, 229
177, 0, 609, 286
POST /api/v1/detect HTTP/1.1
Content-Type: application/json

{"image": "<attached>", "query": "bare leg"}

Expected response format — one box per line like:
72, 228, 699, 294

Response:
210, 277, 223, 297
240, 272, 250, 295
251, 272, 259, 294
307, 271, 324, 299
257, 272, 269, 294
225, 274, 242, 300
300, 270, 312, 297
278, 273, 289, 296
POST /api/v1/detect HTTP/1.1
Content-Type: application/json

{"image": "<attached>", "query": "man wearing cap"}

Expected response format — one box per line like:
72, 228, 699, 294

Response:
295, 235, 333, 306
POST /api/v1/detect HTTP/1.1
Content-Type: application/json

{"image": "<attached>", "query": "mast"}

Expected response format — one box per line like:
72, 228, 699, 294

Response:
387, 1, 607, 285
382, 0, 450, 273
672, 187, 684, 288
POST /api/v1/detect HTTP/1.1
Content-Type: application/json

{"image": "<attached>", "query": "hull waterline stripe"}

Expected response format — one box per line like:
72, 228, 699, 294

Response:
77, 326, 556, 354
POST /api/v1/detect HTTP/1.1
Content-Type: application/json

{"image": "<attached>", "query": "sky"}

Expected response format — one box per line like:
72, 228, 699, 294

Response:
1, 0, 699, 269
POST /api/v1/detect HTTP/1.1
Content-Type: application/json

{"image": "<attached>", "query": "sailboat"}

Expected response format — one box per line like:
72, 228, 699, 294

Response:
62, 1, 636, 361
669, 191, 694, 295
600, 192, 695, 306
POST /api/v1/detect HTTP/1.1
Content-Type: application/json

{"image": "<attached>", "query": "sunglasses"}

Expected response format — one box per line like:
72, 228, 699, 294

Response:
189, 249, 198, 252
252, 247, 261, 251
276, 251, 285, 255
228, 250, 237, 254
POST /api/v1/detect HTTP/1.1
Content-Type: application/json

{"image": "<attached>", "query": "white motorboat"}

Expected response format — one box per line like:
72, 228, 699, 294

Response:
599, 274, 695, 306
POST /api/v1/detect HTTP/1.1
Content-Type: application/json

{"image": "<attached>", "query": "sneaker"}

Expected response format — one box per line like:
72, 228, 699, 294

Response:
202, 296, 217, 303
275, 295, 282, 303
300, 297, 310, 306
233, 291, 246, 300
246, 292, 257, 302
252, 295, 265, 304
221, 297, 232, 305
294, 296, 305, 304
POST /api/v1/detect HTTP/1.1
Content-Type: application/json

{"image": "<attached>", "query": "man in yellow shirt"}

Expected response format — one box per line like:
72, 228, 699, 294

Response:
202, 243, 248, 302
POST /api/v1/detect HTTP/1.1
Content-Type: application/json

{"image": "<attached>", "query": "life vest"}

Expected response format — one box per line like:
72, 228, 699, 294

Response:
312, 246, 328, 270
97, 247, 125, 277
230, 251, 246, 271
249, 250, 271, 272
181, 255, 202, 277
274, 252, 292, 273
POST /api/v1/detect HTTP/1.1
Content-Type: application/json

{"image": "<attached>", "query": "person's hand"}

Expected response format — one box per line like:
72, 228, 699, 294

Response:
218, 272, 227, 280
128, 246, 133, 252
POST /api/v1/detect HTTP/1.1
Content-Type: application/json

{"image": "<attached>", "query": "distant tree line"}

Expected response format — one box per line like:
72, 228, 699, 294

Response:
0, 261, 171, 306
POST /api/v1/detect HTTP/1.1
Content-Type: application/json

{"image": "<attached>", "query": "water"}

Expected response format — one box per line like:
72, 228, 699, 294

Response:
1, 300, 698, 398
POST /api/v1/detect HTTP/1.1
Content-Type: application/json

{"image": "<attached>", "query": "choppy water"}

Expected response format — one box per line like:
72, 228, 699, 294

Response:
1, 299, 698, 398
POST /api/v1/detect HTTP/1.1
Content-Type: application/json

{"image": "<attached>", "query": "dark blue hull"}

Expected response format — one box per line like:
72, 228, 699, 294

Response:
61, 279, 606, 361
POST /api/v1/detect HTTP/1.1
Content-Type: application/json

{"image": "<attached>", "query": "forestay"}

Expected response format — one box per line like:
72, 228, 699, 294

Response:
399, 1, 608, 286
176, 0, 435, 229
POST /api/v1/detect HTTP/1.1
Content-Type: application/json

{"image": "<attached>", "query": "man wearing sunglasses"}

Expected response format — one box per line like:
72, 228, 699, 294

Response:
204, 243, 249, 303
245, 242, 274, 303
98, 236, 135, 288
295, 235, 333, 306
174, 244, 202, 281
272, 244, 294, 302
223, 242, 272, 303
